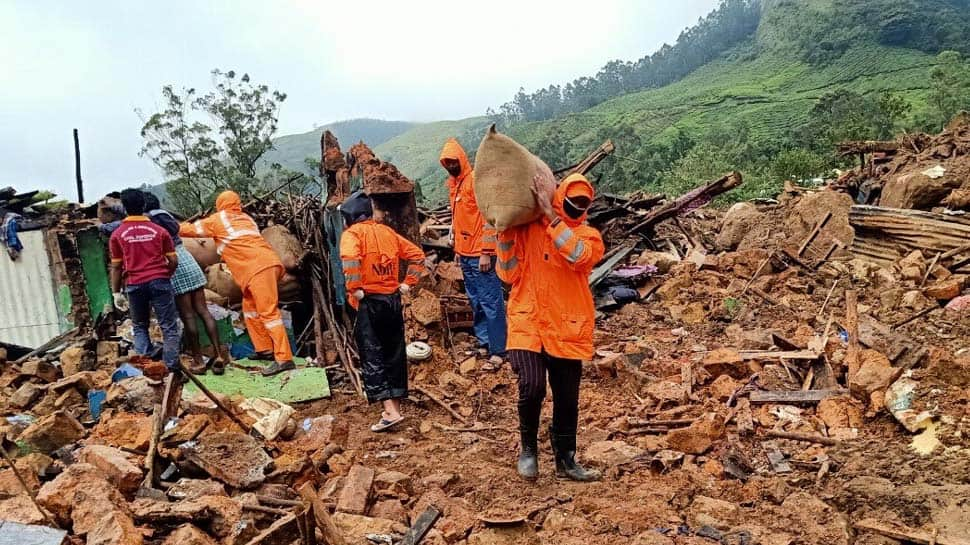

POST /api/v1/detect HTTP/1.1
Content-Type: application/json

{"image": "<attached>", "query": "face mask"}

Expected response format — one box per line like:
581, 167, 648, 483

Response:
445, 164, 462, 177
563, 196, 589, 219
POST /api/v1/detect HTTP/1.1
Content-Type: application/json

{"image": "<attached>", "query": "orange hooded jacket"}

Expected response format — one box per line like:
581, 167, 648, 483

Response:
340, 220, 426, 309
440, 139, 496, 257
495, 174, 605, 360
179, 191, 283, 289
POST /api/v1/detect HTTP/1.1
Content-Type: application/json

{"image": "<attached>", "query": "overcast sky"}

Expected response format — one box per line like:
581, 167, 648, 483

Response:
1, 0, 719, 201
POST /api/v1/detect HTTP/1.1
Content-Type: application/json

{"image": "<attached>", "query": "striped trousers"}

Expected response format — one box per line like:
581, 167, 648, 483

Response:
508, 349, 582, 436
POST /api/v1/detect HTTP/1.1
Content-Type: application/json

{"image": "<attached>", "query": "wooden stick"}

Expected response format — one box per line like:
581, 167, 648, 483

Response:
628, 419, 695, 428
892, 305, 939, 330
815, 241, 842, 269
298, 483, 349, 545
243, 504, 291, 517
175, 362, 252, 434
415, 385, 469, 425
241, 513, 299, 545
921, 252, 942, 287
762, 430, 840, 446
798, 211, 832, 256
256, 496, 304, 508
740, 253, 772, 297
817, 279, 840, 320
845, 290, 860, 380
0, 443, 60, 528
142, 402, 163, 489
853, 519, 969, 545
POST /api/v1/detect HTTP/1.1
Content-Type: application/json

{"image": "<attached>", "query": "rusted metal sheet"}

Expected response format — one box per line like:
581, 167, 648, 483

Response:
0, 230, 62, 348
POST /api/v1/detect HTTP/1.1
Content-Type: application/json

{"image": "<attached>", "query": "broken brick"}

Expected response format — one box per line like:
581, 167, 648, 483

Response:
37, 463, 130, 531
849, 349, 901, 397
91, 412, 153, 451
709, 374, 740, 401
77, 445, 144, 495
0, 494, 49, 525
370, 499, 408, 524
687, 495, 739, 530
18, 410, 85, 453
924, 277, 963, 300
374, 470, 413, 496
0, 467, 40, 496
166, 479, 227, 501
21, 360, 60, 383
336, 465, 375, 515
9, 382, 44, 408
161, 524, 218, 545
666, 416, 724, 455
87, 511, 143, 545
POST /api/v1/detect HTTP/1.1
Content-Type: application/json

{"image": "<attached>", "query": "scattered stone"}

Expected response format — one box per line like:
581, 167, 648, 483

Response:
716, 202, 766, 252
53, 387, 84, 410
336, 465, 375, 515
97, 341, 121, 366
849, 349, 902, 398
106, 376, 160, 413
10, 382, 44, 408
290, 415, 345, 453
332, 513, 407, 541
183, 432, 272, 489
709, 375, 740, 401
91, 412, 153, 451
16, 453, 55, 478
166, 479, 228, 501
459, 357, 478, 375
925, 278, 963, 300
87, 510, 143, 545
420, 472, 458, 490
817, 396, 864, 432
162, 524, 218, 545
687, 495, 739, 531
702, 348, 745, 378
669, 302, 706, 324
636, 251, 680, 274
0, 494, 49, 525
583, 441, 645, 468
36, 463, 130, 532
21, 360, 60, 383
666, 416, 724, 455
18, 410, 85, 453
77, 445, 144, 495
633, 531, 675, 545
468, 526, 540, 545
438, 371, 473, 391
49, 370, 97, 394
131, 495, 243, 538
656, 273, 692, 301
374, 470, 413, 496
160, 414, 212, 445
370, 499, 408, 524
412, 487, 476, 543
0, 467, 40, 496
61, 345, 95, 375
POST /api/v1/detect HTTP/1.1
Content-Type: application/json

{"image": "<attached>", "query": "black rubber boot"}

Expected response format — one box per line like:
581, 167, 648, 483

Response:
551, 431, 601, 482
517, 428, 539, 481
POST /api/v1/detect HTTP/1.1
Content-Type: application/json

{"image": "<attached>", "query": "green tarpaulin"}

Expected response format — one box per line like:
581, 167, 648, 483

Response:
183, 357, 330, 404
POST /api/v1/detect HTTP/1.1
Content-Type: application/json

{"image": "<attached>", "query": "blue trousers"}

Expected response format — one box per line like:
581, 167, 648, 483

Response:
459, 255, 507, 356
127, 278, 181, 369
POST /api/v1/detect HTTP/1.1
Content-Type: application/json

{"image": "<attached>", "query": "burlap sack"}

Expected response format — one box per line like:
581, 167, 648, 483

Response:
262, 225, 306, 271
183, 238, 221, 269
205, 264, 242, 305
473, 124, 550, 231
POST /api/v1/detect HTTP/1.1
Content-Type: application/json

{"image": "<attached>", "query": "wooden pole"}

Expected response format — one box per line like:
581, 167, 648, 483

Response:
845, 290, 860, 380
0, 443, 60, 528
73, 128, 84, 204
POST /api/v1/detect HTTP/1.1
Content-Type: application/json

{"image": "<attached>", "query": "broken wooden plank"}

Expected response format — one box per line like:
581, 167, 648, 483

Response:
892, 304, 939, 329
797, 211, 832, 256
13, 328, 80, 364
589, 243, 636, 288
241, 513, 299, 545
298, 483, 349, 545
853, 519, 970, 545
415, 385, 469, 425
749, 389, 847, 403
400, 505, 443, 545
554, 140, 616, 179
837, 140, 902, 156
766, 447, 792, 473
845, 290, 860, 379
811, 359, 839, 390
762, 430, 841, 446
630, 172, 743, 234
738, 350, 820, 360
735, 398, 754, 435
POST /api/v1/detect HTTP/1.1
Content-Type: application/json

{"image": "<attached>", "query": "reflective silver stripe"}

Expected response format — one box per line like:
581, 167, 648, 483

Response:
498, 240, 514, 252
482, 235, 497, 243
194, 221, 205, 236
498, 256, 518, 271
342, 260, 361, 269
265, 319, 284, 329
554, 227, 575, 250
243, 311, 258, 318
566, 240, 586, 264
345, 274, 362, 282
406, 267, 422, 276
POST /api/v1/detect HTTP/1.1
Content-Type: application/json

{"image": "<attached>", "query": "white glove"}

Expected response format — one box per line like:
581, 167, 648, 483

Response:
113, 292, 129, 312
353, 289, 365, 301
398, 283, 410, 295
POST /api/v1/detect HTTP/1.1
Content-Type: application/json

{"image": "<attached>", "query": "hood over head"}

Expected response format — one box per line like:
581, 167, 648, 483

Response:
439, 138, 472, 179
553, 173, 595, 226
215, 191, 243, 213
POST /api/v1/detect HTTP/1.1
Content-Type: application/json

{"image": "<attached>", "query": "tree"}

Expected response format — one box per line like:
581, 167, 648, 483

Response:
138, 69, 288, 215
929, 51, 970, 129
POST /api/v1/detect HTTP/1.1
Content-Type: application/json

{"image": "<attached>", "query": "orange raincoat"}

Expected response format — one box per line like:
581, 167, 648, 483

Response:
340, 220, 426, 309
440, 139, 496, 257
495, 174, 605, 360
180, 191, 292, 362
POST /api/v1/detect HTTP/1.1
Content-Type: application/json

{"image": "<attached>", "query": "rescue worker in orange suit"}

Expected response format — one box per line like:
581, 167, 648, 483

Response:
179, 191, 295, 376
339, 191, 426, 433
440, 139, 507, 370
495, 172, 605, 482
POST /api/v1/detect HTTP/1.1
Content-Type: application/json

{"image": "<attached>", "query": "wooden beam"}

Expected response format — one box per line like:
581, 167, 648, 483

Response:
854, 519, 969, 545
845, 290, 860, 380
837, 140, 902, 156
749, 389, 847, 403
631, 172, 743, 233
400, 506, 443, 545
298, 483, 349, 545
241, 513, 299, 545
797, 211, 832, 256
738, 350, 820, 360
554, 140, 616, 179
763, 430, 841, 446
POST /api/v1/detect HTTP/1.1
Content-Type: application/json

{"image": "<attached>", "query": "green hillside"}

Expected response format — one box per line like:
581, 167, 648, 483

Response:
259, 118, 417, 176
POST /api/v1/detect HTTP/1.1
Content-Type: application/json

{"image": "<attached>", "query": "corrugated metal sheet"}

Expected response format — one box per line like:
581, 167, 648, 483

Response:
0, 230, 62, 348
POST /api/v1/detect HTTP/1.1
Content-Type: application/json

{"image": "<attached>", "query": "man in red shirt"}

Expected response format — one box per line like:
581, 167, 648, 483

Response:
109, 189, 181, 369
